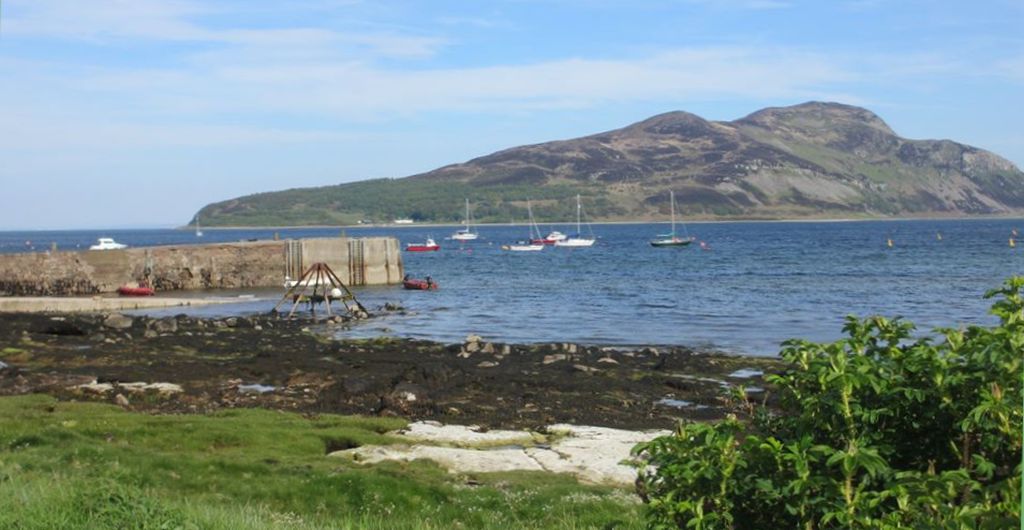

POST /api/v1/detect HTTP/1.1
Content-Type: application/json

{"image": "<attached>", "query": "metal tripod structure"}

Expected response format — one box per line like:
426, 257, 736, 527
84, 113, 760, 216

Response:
272, 262, 368, 319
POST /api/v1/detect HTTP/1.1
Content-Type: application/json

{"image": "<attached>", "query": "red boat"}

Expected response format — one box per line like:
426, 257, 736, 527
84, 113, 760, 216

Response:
402, 277, 438, 290
117, 285, 155, 296
405, 238, 440, 252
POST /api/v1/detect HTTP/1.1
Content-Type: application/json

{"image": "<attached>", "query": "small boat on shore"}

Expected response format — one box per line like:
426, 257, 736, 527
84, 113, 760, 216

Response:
90, 238, 127, 250
406, 238, 440, 252
117, 284, 155, 296
403, 276, 438, 290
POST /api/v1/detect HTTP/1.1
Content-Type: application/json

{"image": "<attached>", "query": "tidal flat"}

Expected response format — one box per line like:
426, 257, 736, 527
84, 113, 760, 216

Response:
0, 311, 781, 529
0, 311, 781, 430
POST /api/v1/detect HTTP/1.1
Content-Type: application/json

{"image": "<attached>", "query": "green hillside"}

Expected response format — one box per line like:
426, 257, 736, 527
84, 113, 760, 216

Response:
196, 102, 1024, 226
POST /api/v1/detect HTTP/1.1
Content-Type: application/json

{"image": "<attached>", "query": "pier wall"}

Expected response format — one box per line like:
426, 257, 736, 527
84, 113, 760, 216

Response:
0, 237, 403, 296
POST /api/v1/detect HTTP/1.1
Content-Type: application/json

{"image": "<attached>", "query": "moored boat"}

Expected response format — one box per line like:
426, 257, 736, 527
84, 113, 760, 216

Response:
532, 230, 566, 245
117, 284, 155, 296
89, 238, 128, 250
402, 276, 438, 290
450, 199, 479, 241
507, 200, 546, 251
650, 190, 695, 247
553, 194, 596, 247
502, 241, 545, 252
406, 238, 440, 252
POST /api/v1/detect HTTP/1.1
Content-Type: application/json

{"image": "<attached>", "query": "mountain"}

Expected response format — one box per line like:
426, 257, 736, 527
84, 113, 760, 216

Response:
195, 102, 1024, 226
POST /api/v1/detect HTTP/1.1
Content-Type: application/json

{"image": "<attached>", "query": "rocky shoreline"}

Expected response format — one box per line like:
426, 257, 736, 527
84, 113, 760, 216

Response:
0, 311, 782, 430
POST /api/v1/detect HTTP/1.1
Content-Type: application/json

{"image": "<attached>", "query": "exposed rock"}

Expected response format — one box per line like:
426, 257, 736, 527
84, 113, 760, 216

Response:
153, 318, 178, 333
333, 421, 669, 486
597, 357, 619, 364
573, 364, 601, 374
465, 334, 482, 344
477, 361, 499, 368
542, 354, 568, 365
480, 342, 495, 355
103, 314, 133, 330
115, 393, 130, 407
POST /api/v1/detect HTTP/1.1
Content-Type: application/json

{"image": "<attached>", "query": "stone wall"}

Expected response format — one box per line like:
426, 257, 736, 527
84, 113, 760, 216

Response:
0, 237, 402, 296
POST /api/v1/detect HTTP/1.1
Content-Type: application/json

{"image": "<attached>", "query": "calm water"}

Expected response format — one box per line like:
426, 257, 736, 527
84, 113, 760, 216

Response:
2, 219, 1021, 356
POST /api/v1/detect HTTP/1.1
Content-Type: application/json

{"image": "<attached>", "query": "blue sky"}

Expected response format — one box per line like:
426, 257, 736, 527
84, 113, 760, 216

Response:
1, 0, 1022, 229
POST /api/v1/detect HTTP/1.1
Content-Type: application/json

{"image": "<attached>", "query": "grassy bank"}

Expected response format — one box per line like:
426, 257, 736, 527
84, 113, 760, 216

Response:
0, 395, 641, 529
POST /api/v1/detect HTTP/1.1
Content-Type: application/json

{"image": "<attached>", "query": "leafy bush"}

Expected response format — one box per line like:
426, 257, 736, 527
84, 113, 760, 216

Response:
633, 277, 1023, 529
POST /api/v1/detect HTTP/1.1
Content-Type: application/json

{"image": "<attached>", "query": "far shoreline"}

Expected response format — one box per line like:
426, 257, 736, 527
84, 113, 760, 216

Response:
176, 213, 1024, 231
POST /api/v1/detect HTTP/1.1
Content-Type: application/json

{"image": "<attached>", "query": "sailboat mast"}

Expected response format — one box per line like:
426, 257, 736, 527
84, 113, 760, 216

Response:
576, 194, 582, 234
465, 199, 470, 231
670, 190, 676, 236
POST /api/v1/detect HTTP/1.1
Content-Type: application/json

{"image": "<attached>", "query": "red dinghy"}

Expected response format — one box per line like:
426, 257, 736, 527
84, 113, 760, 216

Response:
402, 276, 438, 290
117, 285, 155, 296
406, 238, 440, 252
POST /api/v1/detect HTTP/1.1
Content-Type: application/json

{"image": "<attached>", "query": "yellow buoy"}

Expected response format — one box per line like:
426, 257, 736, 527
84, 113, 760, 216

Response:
1012, 238, 1017, 248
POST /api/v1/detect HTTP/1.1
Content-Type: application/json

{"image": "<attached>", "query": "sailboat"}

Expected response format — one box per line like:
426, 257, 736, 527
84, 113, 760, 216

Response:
650, 190, 695, 247
451, 199, 479, 241
195, 216, 203, 237
554, 194, 596, 247
503, 200, 545, 251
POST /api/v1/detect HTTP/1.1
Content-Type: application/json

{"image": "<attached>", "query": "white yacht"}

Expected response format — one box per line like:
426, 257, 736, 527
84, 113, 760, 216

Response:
451, 199, 479, 241
89, 238, 128, 250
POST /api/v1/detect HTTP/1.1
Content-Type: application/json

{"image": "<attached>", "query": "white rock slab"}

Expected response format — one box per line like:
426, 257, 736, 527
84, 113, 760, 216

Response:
396, 421, 538, 446
333, 421, 670, 486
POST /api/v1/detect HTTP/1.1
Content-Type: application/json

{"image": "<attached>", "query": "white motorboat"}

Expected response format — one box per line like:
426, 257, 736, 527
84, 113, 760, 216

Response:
89, 238, 128, 250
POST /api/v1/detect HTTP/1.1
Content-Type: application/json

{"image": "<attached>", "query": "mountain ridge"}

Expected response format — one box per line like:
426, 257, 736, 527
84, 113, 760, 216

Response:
195, 102, 1024, 226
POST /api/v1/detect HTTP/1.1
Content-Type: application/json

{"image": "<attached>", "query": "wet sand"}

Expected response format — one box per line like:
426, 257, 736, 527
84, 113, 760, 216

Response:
0, 311, 781, 430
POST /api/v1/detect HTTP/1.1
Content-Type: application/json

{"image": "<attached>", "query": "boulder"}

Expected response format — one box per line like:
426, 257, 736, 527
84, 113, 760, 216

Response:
103, 314, 133, 330
153, 318, 178, 333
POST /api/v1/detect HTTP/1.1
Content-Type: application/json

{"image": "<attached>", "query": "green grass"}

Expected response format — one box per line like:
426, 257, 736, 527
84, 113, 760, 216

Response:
0, 395, 642, 529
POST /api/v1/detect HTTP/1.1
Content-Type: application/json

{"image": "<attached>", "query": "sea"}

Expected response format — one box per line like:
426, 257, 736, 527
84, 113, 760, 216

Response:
2, 218, 1021, 357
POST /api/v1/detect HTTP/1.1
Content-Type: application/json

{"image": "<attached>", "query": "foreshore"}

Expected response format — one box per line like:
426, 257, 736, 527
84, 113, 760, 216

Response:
0, 310, 781, 430
0, 295, 246, 313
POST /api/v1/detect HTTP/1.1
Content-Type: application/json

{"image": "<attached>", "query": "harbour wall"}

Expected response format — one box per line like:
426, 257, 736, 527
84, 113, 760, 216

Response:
0, 237, 403, 296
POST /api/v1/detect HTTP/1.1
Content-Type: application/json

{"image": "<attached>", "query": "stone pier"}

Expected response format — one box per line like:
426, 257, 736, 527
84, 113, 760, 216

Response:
0, 237, 403, 296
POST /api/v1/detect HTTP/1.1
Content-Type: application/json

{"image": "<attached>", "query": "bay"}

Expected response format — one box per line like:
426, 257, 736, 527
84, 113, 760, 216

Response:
2, 218, 1021, 356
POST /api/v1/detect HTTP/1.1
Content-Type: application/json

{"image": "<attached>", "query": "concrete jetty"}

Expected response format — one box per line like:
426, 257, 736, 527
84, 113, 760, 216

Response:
0, 237, 403, 297
0, 296, 243, 313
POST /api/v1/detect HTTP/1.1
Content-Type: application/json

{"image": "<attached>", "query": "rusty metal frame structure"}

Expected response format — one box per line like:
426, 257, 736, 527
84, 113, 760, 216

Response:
272, 262, 368, 319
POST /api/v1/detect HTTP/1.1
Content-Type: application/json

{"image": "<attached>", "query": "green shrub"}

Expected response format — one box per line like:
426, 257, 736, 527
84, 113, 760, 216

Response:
633, 277, 1023, 529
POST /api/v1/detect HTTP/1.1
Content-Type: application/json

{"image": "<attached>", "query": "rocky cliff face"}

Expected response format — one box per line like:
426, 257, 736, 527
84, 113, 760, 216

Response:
197, 102, 1024, 225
